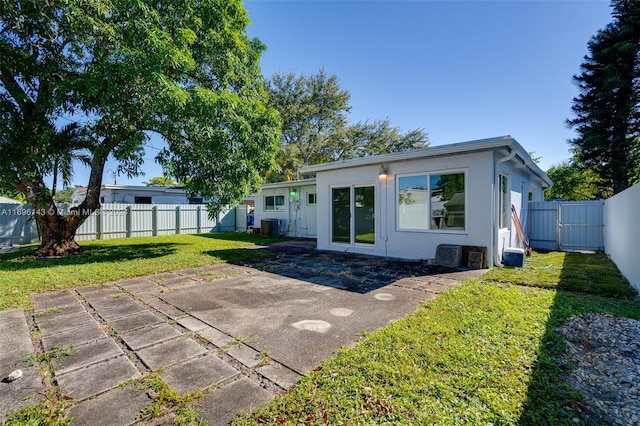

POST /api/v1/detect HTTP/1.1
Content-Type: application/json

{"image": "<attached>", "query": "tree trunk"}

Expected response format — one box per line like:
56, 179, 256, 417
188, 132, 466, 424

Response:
33, 207, 83, 257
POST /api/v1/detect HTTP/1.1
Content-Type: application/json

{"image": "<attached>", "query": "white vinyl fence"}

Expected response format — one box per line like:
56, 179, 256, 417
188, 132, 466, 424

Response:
0, 203, 38, 245
0, 203, 237, 244
604, 183, 640, 291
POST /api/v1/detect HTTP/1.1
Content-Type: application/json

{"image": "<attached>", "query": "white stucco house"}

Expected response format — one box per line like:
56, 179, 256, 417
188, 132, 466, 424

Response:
71, 185, 205, 206
254, 179, 318, 238
254, 135, 552, 267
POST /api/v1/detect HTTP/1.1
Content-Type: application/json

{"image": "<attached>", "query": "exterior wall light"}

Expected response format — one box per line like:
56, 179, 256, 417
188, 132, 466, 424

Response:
378, 164, 388, 180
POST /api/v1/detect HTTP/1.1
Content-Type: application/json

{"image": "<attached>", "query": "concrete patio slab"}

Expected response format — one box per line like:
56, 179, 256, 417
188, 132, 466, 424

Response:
136, 336, 207, 370
158, 276, 198, 288
148, 272, 182, 284
256, 363, 301, 390
162, 272, 429, 373
226, 343, 263, 369
31, 290, 80, 313
138, 294, 185, 318
0, 365, 44, 422
0, 310, 34, 370
56, 355, 140, 401
92, 300, 147, 322
34, 311, 97, 337
195, 377, 274, 426
392, 277, 425, 290
76, 286, 121, 299
177, 316, 209, 333
116, 278, 159, 295
41, 319, 107, 351
52, 337, 123, 375
0, 310, 43, 422
33, 301, 87, 320
162, 354, 239, 396
120, 323, 182, 351
197, 326, 234, 348
68, 383, 151, 426
82, 293, 136, 308
109, 310, 164, 334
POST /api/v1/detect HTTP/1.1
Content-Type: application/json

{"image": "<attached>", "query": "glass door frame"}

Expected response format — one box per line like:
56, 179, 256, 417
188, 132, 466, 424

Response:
330, 184, 376, 246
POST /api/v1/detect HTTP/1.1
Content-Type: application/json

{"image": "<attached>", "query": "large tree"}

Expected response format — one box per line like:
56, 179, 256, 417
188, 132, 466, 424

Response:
336, 119, 429, 161
545, 159, 610, 201
264, 69, 350, 181
265, 70, 428, 181
1, 0, 280, 256
567, 0, 640, 195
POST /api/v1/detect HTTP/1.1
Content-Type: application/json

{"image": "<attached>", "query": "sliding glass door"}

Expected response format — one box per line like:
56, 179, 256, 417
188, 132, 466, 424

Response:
332, 185, 375, 245
332, 187, 351, 243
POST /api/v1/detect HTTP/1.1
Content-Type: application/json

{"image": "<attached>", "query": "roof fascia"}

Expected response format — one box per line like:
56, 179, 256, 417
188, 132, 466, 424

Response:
301, 135, 515, 174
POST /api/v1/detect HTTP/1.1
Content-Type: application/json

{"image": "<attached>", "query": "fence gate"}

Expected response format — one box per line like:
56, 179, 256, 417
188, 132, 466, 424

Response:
528, 201, 604, 251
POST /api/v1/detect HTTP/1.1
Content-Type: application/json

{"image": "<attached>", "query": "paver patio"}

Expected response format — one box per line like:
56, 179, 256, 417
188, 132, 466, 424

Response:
0, 240, 486, 424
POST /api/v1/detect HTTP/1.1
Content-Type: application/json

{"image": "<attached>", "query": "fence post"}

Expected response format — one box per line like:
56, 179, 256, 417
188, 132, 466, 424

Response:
152, 206, 157, 236
196, 206, 201, 233
96, 208, 102, 240
175, 206, 180, 234
126, 206, 132, 238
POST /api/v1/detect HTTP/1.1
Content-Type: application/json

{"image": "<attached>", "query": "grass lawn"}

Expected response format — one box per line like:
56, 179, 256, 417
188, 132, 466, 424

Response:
0, 232, 284, 311
233, 251, 640, 425
3, 237, 638, 425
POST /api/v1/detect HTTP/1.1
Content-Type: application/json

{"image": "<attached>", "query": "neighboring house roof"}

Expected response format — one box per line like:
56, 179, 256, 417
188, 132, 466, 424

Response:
260, 179, 317, 190
301, 135, 552, 188
75, 185, 187, 194
0, 196, 21, 204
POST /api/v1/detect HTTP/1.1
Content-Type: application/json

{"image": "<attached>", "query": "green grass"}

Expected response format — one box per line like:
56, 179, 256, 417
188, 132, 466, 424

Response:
0, 232, 285, 310
3, 239, 638, 425
134, 372, 206, 425
483, 251, 636, 298
233, 251, 640, 425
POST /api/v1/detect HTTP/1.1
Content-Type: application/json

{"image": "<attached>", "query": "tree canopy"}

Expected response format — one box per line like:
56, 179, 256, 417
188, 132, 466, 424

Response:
567, 0, 640, 195
142, 177, 178, 188
545, 158, 610, 201
264, 70, 429, 181
1, 0, 280, 255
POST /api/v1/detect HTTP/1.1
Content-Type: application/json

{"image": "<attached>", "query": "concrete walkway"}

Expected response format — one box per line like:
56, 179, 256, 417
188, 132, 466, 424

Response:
0, 241, 486, 425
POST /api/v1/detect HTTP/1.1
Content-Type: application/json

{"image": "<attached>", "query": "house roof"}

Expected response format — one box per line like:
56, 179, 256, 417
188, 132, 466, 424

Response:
74, 185, 187, 194
0, 196, 21, 204
101, 185, 187, 193
300, 135, 552, 188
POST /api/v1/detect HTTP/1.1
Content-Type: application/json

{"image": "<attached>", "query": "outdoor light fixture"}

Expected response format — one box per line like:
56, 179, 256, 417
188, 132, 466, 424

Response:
378, 164, 388, 179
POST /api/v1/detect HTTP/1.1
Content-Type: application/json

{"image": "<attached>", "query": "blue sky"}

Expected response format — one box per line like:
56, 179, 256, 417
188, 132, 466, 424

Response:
81, 0, 613, 187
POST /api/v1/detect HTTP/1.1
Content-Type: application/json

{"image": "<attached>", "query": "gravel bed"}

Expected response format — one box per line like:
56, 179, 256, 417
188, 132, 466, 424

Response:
559, 313, 640, 425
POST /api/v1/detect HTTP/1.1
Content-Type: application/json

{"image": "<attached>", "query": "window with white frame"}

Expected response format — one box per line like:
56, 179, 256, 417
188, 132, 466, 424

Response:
264, 195, 285, 211
307, 192, 317, 205
397, 171, 466, 231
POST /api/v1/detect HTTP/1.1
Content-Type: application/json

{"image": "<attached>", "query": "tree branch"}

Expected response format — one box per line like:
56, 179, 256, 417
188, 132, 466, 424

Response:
0, 70, 34, 111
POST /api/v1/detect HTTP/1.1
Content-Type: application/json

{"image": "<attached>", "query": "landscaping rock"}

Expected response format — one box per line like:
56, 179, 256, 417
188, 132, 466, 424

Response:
5, 369, 22, 382
559, 313, 640, 426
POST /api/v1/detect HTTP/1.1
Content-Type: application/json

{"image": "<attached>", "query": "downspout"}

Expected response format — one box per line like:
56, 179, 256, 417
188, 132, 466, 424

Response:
542, 183, 554, 201
492, 147, 517, 267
